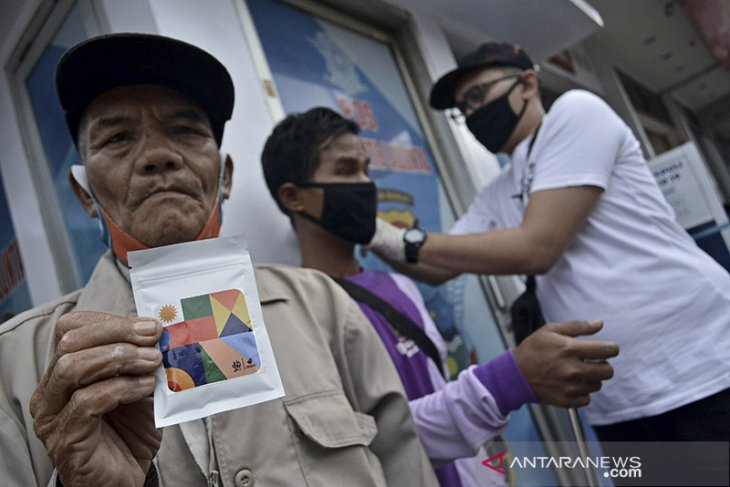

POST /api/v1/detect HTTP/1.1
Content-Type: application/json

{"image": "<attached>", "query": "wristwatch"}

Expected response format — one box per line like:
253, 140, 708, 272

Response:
403, 228, 427, 263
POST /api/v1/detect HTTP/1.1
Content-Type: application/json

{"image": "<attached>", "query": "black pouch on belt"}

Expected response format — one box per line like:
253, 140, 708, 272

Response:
510, 275, 545, 345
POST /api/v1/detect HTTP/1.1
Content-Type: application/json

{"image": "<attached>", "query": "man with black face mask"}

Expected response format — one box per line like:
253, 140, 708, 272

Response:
261, 107, 620, 487
367, 41, 730, 458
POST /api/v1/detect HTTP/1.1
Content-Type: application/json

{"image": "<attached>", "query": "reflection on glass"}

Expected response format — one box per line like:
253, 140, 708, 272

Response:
25, 4, 104, 283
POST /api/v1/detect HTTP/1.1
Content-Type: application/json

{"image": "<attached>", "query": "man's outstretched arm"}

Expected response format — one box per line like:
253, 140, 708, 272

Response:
410, 320, 618, 466
369, 185, 602, 277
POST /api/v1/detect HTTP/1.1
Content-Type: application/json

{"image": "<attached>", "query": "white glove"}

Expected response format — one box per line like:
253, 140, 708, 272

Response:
366, 217, 406, 262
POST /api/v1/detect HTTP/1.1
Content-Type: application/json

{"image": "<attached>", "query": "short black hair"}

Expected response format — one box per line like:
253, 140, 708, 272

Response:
261, 107, 359, 214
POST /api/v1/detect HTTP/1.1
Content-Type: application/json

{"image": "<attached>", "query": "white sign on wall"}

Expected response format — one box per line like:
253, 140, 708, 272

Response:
648, 142, 730, 268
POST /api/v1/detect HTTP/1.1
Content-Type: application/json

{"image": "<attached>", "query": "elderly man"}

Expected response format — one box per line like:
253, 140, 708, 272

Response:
0, 34, 437, 487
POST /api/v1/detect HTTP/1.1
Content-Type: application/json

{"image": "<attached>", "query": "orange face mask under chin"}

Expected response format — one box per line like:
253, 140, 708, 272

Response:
100, 199, 221, 267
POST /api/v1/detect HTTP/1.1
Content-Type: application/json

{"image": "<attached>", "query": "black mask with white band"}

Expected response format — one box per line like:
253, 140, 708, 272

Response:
296, 181, 377, 245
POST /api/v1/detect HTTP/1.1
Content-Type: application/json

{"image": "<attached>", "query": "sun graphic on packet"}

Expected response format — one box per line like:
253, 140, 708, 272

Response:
158, 304, 178, 323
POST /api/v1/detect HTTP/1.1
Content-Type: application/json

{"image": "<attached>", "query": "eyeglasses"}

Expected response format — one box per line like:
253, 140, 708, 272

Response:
449, 74, 522, 122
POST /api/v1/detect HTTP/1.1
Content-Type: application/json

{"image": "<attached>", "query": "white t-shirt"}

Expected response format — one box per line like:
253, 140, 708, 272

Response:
451, 89, 730, 425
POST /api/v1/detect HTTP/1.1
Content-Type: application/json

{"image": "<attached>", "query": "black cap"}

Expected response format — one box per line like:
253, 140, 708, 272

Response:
429, 42, 535, 110
56, 33, 234, 146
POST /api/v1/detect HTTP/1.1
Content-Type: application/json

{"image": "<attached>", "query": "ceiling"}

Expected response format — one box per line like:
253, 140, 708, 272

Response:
586, 0, 730, 140
423, 0, 603, 63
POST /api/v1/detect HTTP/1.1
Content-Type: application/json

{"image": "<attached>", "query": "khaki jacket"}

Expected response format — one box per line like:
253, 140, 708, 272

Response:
0, 253, 437, 487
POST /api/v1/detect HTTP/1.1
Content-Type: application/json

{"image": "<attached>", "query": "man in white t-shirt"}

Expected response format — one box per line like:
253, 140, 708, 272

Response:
368, 41, 730, 449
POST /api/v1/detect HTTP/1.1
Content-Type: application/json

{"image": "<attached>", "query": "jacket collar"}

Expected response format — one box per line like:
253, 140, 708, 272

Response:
76, 251, 137, 316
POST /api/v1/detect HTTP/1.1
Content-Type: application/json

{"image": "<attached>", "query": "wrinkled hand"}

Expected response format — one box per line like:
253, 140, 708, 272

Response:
513, 320, 619, 408
30, 311, 163, 487
364, 217, 406, 261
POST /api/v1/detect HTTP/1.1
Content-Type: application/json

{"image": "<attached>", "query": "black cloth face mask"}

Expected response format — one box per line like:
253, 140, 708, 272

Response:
296, 181, 377, 244
465, 78, 527, 154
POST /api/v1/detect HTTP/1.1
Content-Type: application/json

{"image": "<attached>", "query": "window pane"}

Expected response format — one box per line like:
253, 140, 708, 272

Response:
24, 3, 104, 283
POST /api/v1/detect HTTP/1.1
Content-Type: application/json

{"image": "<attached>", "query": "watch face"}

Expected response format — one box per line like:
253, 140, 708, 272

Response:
404, 228, 425, 244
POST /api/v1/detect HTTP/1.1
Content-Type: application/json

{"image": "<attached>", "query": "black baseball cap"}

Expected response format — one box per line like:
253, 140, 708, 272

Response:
56, 33, 234, 146
429, 41, 536, 110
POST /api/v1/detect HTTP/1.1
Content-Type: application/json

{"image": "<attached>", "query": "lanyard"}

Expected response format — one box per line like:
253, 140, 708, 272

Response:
511, 123, 542, 202
527, 123, 542, 158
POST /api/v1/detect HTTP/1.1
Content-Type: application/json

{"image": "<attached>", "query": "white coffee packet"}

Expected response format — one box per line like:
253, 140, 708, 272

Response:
129, 235, 284, 427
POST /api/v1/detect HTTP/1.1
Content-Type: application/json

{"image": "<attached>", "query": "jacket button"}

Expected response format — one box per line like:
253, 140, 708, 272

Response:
234, 468, 255, 487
